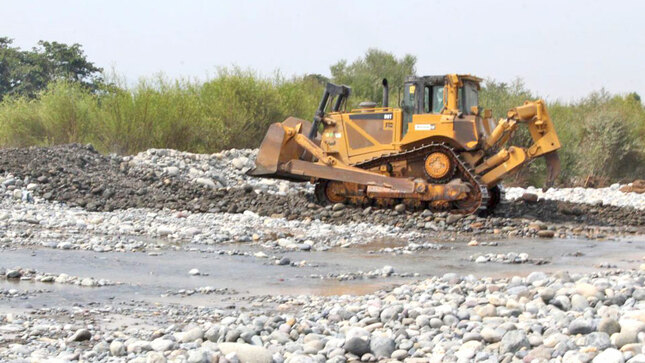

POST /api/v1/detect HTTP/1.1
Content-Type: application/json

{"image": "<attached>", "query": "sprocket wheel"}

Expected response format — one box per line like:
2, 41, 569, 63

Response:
424, 150, 456, 183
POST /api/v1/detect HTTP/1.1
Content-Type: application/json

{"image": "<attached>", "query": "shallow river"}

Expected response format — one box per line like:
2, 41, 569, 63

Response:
2, 235, 644, 313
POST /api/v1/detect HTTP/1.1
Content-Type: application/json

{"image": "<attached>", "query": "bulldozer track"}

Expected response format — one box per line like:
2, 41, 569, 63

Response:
354, 142, 490, 215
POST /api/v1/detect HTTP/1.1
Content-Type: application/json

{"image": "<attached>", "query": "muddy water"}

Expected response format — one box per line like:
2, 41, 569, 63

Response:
2, 235, 644, 312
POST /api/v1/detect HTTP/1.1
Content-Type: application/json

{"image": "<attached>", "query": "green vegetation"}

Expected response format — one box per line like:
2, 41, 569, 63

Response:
331, 49, 416, 108
0, 42, 643, 186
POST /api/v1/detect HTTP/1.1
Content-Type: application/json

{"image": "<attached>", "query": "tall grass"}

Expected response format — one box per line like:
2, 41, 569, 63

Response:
0, 70, 642, 187
0, 68, 324, 154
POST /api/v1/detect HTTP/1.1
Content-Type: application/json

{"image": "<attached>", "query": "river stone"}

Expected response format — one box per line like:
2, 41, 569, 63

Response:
481, 327, 504, 343
576, 283, 600, 298
69, 328, 92, 342
571, 294, 589, 311
563, 350, 597, 363
569, 318, 594, 335
380, 306, 401, 322
524, 345, 553, 362
6, 270, 21, 279
332, 203, 345, 211
599, 318, 621, 336
551, 295, 572, 311
146, 351, 167, 363
592, 348, 624, 363
544, 333, 568, 348
526, 271, 548, 284
110, 341, 126, 356
430, 318, 443, 328
179, 327, 204, 343
269, 330, 291, 344
474, 304, 497, 318
127, 340, 152, 353
195, 177, 216, 188
456, 340, 483, 360
285, 354, 315, 363
633, 289, 645, 300
303, 340, 323, 354
204, 325, 221, 342
151, 338, 175, 352
500, 330, 530, 354
464, 332, 483, 343
218, 342, 273, 363
165, 166, 179, 176
231, 157, 247, 170
613, 331, 638, 348
522, 193, 538, 203
93, 341, 109, 353
369, 335, 395, 358
540, 287, 556, 302
391, 349, 409, 360
345, 336, 370, 356
586, 332, 611, 350
187, 349, 211, 363
446, 214, 462, 224
538, 230, 555, 238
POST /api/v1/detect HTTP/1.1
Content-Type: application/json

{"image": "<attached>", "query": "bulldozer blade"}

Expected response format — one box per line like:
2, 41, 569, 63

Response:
246, 117, 315, 181
246, 123, 284, 177
544, 150, 561, 189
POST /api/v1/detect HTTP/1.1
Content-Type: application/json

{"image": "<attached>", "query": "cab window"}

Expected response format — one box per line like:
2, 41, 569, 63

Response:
424, 86, 431, 113
461, 83, 479, 114
432, 86, 444, 113
402, 84, 416, 135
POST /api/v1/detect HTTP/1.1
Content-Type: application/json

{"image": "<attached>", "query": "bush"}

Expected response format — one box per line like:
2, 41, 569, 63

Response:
0, 69, 325, 154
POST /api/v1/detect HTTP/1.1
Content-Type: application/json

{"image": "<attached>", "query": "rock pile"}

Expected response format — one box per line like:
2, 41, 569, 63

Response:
0, 144, 643, 239
507, 185, 645, 210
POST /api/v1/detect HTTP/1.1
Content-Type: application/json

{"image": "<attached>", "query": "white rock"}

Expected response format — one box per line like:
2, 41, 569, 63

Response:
194, 177, 216, 188
189, 268, 200, 276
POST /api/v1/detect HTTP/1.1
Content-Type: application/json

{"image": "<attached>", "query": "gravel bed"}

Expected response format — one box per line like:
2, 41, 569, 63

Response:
3, 270, 645, 362
507, 186, 645, 210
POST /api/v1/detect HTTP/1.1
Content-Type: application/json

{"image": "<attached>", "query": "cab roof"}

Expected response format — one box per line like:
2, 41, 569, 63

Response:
405, 74, 483, 85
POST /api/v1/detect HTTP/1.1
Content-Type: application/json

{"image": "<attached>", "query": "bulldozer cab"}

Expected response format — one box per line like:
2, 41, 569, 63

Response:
401, 75, 482, 136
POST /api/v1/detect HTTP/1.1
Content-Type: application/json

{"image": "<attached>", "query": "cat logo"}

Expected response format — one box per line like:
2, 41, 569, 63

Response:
384, 113, 393, 120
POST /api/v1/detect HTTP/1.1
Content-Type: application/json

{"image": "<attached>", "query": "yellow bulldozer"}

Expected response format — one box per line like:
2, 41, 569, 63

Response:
248, 74, 561, 215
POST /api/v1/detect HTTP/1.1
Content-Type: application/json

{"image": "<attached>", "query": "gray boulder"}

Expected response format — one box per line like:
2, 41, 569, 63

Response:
369, 335, 395, 358
500, 330, 530, 354
218, 343, 273, 363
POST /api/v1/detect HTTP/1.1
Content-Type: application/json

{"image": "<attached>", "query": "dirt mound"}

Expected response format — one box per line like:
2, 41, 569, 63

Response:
0, 144, 297, 213
494, 199, 644, 227
0, 144, 642, 229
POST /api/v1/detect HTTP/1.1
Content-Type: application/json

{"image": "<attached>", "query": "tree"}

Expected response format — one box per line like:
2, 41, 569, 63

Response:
330, 49, 416, 108
0, 38, 103, 100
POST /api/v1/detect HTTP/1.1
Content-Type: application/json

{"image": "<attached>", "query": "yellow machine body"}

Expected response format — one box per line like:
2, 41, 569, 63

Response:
249, 73, 562, 215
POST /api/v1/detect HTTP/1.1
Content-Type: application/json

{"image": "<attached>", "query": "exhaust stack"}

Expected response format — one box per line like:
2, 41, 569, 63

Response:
382, 78, 389, 107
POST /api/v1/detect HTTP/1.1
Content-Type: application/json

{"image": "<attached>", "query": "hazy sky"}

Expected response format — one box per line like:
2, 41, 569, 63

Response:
2, 0, 643, 101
